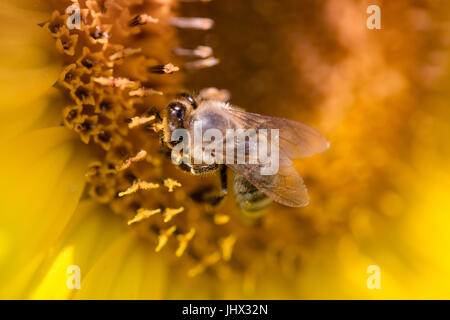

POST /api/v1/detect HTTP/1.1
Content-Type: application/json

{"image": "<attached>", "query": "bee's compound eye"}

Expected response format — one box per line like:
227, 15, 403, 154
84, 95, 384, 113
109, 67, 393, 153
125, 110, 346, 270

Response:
168, 102, 186, 120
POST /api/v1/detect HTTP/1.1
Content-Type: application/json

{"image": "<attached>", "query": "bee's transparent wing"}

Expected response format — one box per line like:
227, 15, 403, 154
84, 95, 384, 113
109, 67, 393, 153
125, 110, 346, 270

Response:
221, 104, 329, 207
228, 158, 309, 207
222, 105, 329, 158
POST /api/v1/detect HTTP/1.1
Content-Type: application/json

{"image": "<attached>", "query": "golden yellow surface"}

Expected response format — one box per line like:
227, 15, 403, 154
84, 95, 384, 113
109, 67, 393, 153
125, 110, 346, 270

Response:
0, 0, 449, 299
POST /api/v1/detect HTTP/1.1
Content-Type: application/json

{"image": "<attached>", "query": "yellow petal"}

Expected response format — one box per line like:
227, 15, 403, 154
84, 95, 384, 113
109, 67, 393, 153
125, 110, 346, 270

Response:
0, 64, 60, 110
0, 127, 90, 297
0, 2, 61, 139
29, 245, 77, 299
0, 93, 62, 142
73, 232, 167, 299
0, 0, 52, 14
27, 201, 126, 299
0, 251, 47, 299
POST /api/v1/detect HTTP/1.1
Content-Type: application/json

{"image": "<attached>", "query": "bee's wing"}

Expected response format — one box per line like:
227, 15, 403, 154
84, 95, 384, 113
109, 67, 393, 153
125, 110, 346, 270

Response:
220, 104, 329, 207
222, 105, 329, 158
228, 158, 309, 207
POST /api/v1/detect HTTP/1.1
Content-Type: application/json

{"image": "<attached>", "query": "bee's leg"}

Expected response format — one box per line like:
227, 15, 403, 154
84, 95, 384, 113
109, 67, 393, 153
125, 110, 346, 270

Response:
218, 164, 228, 200
160, 139, 172, 158
189, 164, 228, 206
177, 161, 219, 179
191, 163, 219, 174
144, 107, 171, 155
155, 125, 173, 157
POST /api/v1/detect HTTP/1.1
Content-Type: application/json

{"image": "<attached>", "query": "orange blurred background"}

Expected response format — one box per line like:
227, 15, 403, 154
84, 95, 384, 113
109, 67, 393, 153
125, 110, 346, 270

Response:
177, 0, 450, 298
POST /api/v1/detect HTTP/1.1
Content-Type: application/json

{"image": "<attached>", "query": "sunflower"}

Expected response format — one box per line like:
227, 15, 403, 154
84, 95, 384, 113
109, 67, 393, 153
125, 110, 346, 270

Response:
1, 0, 450, 300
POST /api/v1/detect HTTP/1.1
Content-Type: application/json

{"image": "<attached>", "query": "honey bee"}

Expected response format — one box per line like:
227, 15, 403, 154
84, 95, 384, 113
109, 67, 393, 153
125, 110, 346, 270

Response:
157, 93, 329, 211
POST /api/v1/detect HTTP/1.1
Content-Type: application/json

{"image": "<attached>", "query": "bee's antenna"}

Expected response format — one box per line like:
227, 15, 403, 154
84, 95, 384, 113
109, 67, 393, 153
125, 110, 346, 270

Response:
148, 106, 162, 121
179, 93, 198, 109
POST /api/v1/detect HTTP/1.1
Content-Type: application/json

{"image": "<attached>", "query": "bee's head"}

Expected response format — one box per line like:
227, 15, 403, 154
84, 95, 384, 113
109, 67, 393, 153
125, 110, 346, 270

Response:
163, 93, 197, 148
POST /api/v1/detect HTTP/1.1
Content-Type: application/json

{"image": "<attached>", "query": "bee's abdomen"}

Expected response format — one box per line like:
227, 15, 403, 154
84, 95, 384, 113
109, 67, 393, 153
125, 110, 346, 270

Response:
233, 174, 272, 212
